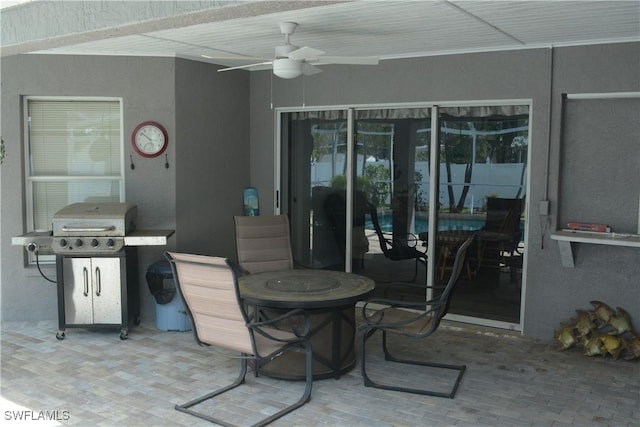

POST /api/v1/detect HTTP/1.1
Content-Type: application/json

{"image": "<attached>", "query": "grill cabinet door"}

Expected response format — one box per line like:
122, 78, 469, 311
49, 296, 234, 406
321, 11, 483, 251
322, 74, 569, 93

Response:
62, 257, 123, 325
91, 257, 123, 324
63, 258, 93, 324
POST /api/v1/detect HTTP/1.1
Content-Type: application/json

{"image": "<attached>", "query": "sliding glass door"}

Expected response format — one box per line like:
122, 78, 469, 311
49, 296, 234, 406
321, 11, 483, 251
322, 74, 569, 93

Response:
280, 103, 529, 328
434, 106, 528, 326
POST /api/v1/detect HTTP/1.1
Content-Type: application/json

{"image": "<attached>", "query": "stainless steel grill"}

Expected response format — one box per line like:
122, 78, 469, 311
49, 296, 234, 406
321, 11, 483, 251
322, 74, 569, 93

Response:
12, 202, 174, 340
51, 202, 137, 255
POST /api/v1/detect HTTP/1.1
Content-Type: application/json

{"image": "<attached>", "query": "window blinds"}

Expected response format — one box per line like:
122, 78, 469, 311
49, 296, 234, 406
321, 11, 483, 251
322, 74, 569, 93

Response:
26, 99, 123, 231
27, 100, 121, 176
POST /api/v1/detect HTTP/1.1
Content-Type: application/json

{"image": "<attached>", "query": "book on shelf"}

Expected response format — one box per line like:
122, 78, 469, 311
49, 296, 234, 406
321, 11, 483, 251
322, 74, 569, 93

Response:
567, 222, 611, 233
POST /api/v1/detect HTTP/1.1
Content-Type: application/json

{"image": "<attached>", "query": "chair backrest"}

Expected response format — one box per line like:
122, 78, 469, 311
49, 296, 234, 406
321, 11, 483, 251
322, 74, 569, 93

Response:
367, 202, 423, 263
484, 198, 523, 253
165, 252, 254, 355
484, 198, 523, 234
234, 215, 294, 273
433, 235, 475, 323
367, 202, 392, 254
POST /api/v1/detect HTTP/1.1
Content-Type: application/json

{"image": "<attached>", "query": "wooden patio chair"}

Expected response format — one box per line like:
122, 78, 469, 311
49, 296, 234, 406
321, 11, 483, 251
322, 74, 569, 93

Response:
166, 252, 312, 426
359, 234, 474, 398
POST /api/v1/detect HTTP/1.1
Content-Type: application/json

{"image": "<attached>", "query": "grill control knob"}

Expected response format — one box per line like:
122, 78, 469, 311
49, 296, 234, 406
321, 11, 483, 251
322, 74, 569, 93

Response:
91, 239, 99, 248
75, 239, 83, 247
106, 239, 115, 247
59, 239, 68, 248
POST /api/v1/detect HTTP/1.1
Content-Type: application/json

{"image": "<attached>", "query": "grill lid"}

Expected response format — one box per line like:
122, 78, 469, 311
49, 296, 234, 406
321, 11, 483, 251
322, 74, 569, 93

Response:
53, 202, 137, 237
54, 202, 136, 219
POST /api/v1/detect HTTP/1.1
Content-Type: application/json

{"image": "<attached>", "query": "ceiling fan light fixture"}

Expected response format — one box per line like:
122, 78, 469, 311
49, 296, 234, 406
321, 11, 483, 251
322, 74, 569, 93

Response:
273, 58, 302, 79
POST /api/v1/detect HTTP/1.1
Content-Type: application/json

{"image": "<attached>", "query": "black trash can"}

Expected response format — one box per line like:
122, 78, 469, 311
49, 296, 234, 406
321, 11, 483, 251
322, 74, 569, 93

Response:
146, 260, 191, 331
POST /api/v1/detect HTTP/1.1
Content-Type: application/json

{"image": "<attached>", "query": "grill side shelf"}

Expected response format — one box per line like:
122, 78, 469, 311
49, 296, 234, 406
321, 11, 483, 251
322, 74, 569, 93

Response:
124, 229, 174, 246
11, 231, 53, 251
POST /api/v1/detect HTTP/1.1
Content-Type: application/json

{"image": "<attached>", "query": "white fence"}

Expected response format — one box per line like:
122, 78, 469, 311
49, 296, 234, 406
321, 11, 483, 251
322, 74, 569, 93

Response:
311, 157, 526, 210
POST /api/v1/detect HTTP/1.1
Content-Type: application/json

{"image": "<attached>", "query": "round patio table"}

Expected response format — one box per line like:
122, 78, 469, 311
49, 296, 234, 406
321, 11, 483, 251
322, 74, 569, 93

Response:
239, 269, 375, 380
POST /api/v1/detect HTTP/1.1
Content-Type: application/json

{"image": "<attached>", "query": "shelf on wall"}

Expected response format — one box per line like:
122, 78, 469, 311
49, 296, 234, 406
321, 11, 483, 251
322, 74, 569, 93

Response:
550, 230, 640, 267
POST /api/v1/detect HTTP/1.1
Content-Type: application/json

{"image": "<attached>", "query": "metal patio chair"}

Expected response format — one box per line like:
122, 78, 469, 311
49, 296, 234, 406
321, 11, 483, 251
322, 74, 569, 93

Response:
367, 202, 428, 283
359, 234, 474, 398
234, 215, 294, 274
477, 197, 524, 272
166, 252, 312, 426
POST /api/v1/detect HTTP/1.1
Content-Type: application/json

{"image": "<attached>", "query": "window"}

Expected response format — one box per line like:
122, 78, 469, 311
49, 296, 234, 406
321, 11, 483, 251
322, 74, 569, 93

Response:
24, 97, 124, 256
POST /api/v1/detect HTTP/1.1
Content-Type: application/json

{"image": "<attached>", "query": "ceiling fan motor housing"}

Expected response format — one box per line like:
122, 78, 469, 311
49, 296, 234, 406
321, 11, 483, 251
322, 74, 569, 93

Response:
273, 58, 302, 79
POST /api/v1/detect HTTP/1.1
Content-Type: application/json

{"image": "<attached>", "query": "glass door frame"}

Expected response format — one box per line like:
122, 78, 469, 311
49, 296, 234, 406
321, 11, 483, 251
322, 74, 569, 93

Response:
275, 100, 532, 330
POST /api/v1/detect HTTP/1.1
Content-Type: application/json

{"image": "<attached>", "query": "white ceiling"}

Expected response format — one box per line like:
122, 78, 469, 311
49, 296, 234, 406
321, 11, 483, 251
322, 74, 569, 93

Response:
4, 1, 640, 72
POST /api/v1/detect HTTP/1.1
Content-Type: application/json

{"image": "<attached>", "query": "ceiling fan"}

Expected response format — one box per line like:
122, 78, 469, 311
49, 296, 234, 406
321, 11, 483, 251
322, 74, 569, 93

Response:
217, 22, 379, 79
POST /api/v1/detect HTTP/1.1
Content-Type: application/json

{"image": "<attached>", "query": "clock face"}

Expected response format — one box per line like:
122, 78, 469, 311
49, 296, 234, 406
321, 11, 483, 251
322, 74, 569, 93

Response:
132, 122, 168, 157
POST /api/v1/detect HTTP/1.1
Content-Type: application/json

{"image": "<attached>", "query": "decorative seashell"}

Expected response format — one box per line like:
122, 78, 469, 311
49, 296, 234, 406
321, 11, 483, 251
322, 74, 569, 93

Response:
555, 303, 636, 361
622, 336, 640, 361
606, 307, 634, 335
554, 323, 577, 350
599, 334, 626, 361
581, 335, 604, 357
590, 300, 615, 323
574, 309, 595, 337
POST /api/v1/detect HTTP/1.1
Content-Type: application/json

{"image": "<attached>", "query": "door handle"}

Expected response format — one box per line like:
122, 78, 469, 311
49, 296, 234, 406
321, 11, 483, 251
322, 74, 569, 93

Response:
95, 266, 101, 297
83, 267, 89, 297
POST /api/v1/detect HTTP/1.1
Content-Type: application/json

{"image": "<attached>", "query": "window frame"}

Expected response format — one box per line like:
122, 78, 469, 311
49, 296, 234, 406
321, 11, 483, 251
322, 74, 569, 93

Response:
23, 96, 125, 262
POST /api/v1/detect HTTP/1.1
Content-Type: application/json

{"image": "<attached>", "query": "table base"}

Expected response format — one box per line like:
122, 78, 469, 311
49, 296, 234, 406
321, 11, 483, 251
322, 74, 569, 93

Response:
256, 305, 356, 380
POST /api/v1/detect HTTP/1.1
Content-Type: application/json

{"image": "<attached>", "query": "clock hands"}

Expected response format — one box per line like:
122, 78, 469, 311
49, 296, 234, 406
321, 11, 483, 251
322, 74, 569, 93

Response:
138, 131, 160, 152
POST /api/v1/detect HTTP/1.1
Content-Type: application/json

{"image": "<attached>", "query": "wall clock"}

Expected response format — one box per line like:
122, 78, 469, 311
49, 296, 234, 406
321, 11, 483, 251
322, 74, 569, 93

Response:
132, 121, 168, 158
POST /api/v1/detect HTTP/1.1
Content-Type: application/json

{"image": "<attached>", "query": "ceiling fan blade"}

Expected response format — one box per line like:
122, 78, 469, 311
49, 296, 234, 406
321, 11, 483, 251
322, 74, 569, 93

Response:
201, 53, 271, 61
217, 61, 273, 72
302, 63, 322, 76
311, 56, 379, 65
288, 46, 325, 61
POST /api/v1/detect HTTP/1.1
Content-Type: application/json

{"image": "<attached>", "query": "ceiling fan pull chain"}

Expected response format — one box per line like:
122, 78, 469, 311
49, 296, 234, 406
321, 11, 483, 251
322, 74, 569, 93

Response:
270, 71, 274, 109
302, 74, 306, 108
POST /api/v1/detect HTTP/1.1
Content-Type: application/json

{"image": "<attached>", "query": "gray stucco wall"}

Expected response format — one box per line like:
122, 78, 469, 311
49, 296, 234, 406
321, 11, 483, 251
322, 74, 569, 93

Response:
174, 58, 250, 257
1, 43, 638, 341
1, 54, 178, 323
248, 42, 640, 340
528, 42, 640, 340
1, 54, 248, 325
